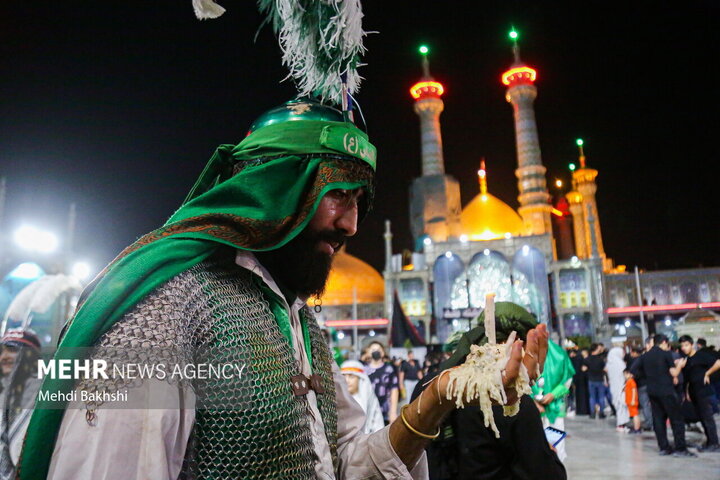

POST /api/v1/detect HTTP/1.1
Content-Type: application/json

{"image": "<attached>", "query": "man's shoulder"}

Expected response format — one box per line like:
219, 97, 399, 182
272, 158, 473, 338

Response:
645, 347, 661, 358
695, 349, 716, 365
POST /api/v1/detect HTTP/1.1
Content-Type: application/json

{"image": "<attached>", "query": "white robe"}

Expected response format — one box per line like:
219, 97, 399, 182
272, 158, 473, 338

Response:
606, 347, 629, 427
350, 372, 385, 434
47, 252, 428, 479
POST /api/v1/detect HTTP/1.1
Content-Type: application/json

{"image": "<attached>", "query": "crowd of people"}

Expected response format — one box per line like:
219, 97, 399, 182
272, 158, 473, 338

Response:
568, 333, 720, 457
337, 330, 720, 478
339, 342, 447, 432
338, 301, 567, 479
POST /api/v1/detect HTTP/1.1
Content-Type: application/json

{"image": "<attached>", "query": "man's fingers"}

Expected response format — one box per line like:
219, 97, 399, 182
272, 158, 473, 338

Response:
503, 340, 523, 386
505, 387, 518, 405
537, 324, 549, 372
523, 329, 539, 380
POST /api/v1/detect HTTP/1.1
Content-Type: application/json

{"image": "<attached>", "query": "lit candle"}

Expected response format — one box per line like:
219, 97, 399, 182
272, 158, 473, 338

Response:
485, 293, 496, 344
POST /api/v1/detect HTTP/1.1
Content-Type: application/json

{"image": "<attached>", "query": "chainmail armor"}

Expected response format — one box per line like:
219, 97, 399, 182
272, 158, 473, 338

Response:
304, 307, 339, 468
82, 256, 338, 479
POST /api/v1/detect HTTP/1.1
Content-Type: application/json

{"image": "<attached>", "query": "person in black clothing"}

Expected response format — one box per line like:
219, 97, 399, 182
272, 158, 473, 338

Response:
571, 348, 590, 415
679, 335, 720, 452
419, 393, 566, 480
582, 343, 607, 418
670, 344, 685, 403
631, 334, 696, 457
635, 336, 655, 430
400, 350, 423, 406
625, 347, 642, 370
412, 303, 565, 480
697, 338, 720, 414
422, 351, 444, 379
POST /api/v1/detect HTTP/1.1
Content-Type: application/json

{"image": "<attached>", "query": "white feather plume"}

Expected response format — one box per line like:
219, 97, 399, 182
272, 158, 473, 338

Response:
191, 0, 368, 103
4, 275, 83, 326
193, 0, 226, 20
259, 0, 368, 103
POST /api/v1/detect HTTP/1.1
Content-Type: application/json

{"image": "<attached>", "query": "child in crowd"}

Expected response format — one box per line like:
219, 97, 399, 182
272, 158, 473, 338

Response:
624, 369, 642, 434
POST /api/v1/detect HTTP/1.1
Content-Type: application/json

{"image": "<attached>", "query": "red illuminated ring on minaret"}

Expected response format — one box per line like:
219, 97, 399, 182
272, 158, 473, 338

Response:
410, 81, 445, 99
501, 66, 537, 86
325, 318, 389, 327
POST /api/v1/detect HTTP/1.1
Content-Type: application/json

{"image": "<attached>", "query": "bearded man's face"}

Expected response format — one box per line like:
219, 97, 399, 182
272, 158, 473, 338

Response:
257, 188, 364, 297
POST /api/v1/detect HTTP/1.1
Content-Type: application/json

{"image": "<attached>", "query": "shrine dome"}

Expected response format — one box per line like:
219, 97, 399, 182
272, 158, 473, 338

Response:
460, 192, 524, 241
310, 248, 384, 306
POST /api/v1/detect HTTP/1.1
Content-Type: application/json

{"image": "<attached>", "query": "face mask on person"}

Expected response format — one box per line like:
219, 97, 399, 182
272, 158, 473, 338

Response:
371, 351, 382, 361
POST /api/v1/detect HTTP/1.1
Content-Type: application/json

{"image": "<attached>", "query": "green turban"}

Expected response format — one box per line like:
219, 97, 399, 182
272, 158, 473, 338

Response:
21, 100, 376, 479
441, 302, 538, 371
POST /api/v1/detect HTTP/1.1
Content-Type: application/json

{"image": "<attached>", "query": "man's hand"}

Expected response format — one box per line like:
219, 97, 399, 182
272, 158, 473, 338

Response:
540, 393, 555, 405
439, 324, 549, 406
704, 373, 711, 385
501, 323, 548, 405
388, 324, 549, 471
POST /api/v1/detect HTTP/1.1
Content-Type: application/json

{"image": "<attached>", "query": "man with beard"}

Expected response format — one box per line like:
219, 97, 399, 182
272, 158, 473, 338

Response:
21, 100, 549, 480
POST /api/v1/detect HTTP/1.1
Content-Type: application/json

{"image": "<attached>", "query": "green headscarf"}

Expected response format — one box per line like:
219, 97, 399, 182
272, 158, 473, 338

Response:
441, 302, 538, 371
20, 112, 376, 479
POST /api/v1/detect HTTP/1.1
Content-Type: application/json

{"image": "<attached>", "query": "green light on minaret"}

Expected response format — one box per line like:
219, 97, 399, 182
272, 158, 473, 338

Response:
508, 27, 521, 63
569, 163, 577, 171
419, 45, 429, 55
576, 138, 584, 146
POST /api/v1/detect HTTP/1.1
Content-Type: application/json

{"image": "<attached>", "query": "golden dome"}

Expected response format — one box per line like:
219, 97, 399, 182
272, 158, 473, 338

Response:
460, 192, 524, 241
309, 248, 384, 306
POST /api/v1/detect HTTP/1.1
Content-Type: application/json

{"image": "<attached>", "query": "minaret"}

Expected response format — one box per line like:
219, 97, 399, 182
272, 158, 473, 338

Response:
413, 46, 445, 176
408, 45, 462, 245
565, 165, 587, 258
501, 29, 553, 240
551, 179, 576, 260
569, 139, 609, 268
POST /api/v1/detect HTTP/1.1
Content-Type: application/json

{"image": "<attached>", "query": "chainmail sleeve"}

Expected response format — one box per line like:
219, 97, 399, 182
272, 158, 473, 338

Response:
50, 257, 332, 479
48, 268, 204, 480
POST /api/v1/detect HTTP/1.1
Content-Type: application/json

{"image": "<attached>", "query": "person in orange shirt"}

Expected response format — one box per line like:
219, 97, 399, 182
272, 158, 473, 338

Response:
624, 369, 642, 434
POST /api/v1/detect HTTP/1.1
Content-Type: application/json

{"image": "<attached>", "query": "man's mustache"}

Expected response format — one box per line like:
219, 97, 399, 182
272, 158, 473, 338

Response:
312, 230, 346, 253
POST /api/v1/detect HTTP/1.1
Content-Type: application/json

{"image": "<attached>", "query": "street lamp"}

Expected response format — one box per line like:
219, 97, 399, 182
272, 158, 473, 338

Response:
71, 261, 91, 280
13, 226, 59, 253
7, 262, 44, 280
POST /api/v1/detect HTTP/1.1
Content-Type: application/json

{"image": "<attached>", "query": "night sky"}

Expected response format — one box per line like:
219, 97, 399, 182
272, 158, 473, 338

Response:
1, 1, 718, 278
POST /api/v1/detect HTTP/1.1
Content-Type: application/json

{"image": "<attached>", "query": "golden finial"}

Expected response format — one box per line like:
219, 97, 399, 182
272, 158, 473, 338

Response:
576, 138, 586, 169
478, 158, 488, 196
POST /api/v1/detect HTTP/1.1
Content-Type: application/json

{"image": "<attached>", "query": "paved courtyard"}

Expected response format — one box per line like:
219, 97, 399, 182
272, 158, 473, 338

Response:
564, 414, 720, 479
